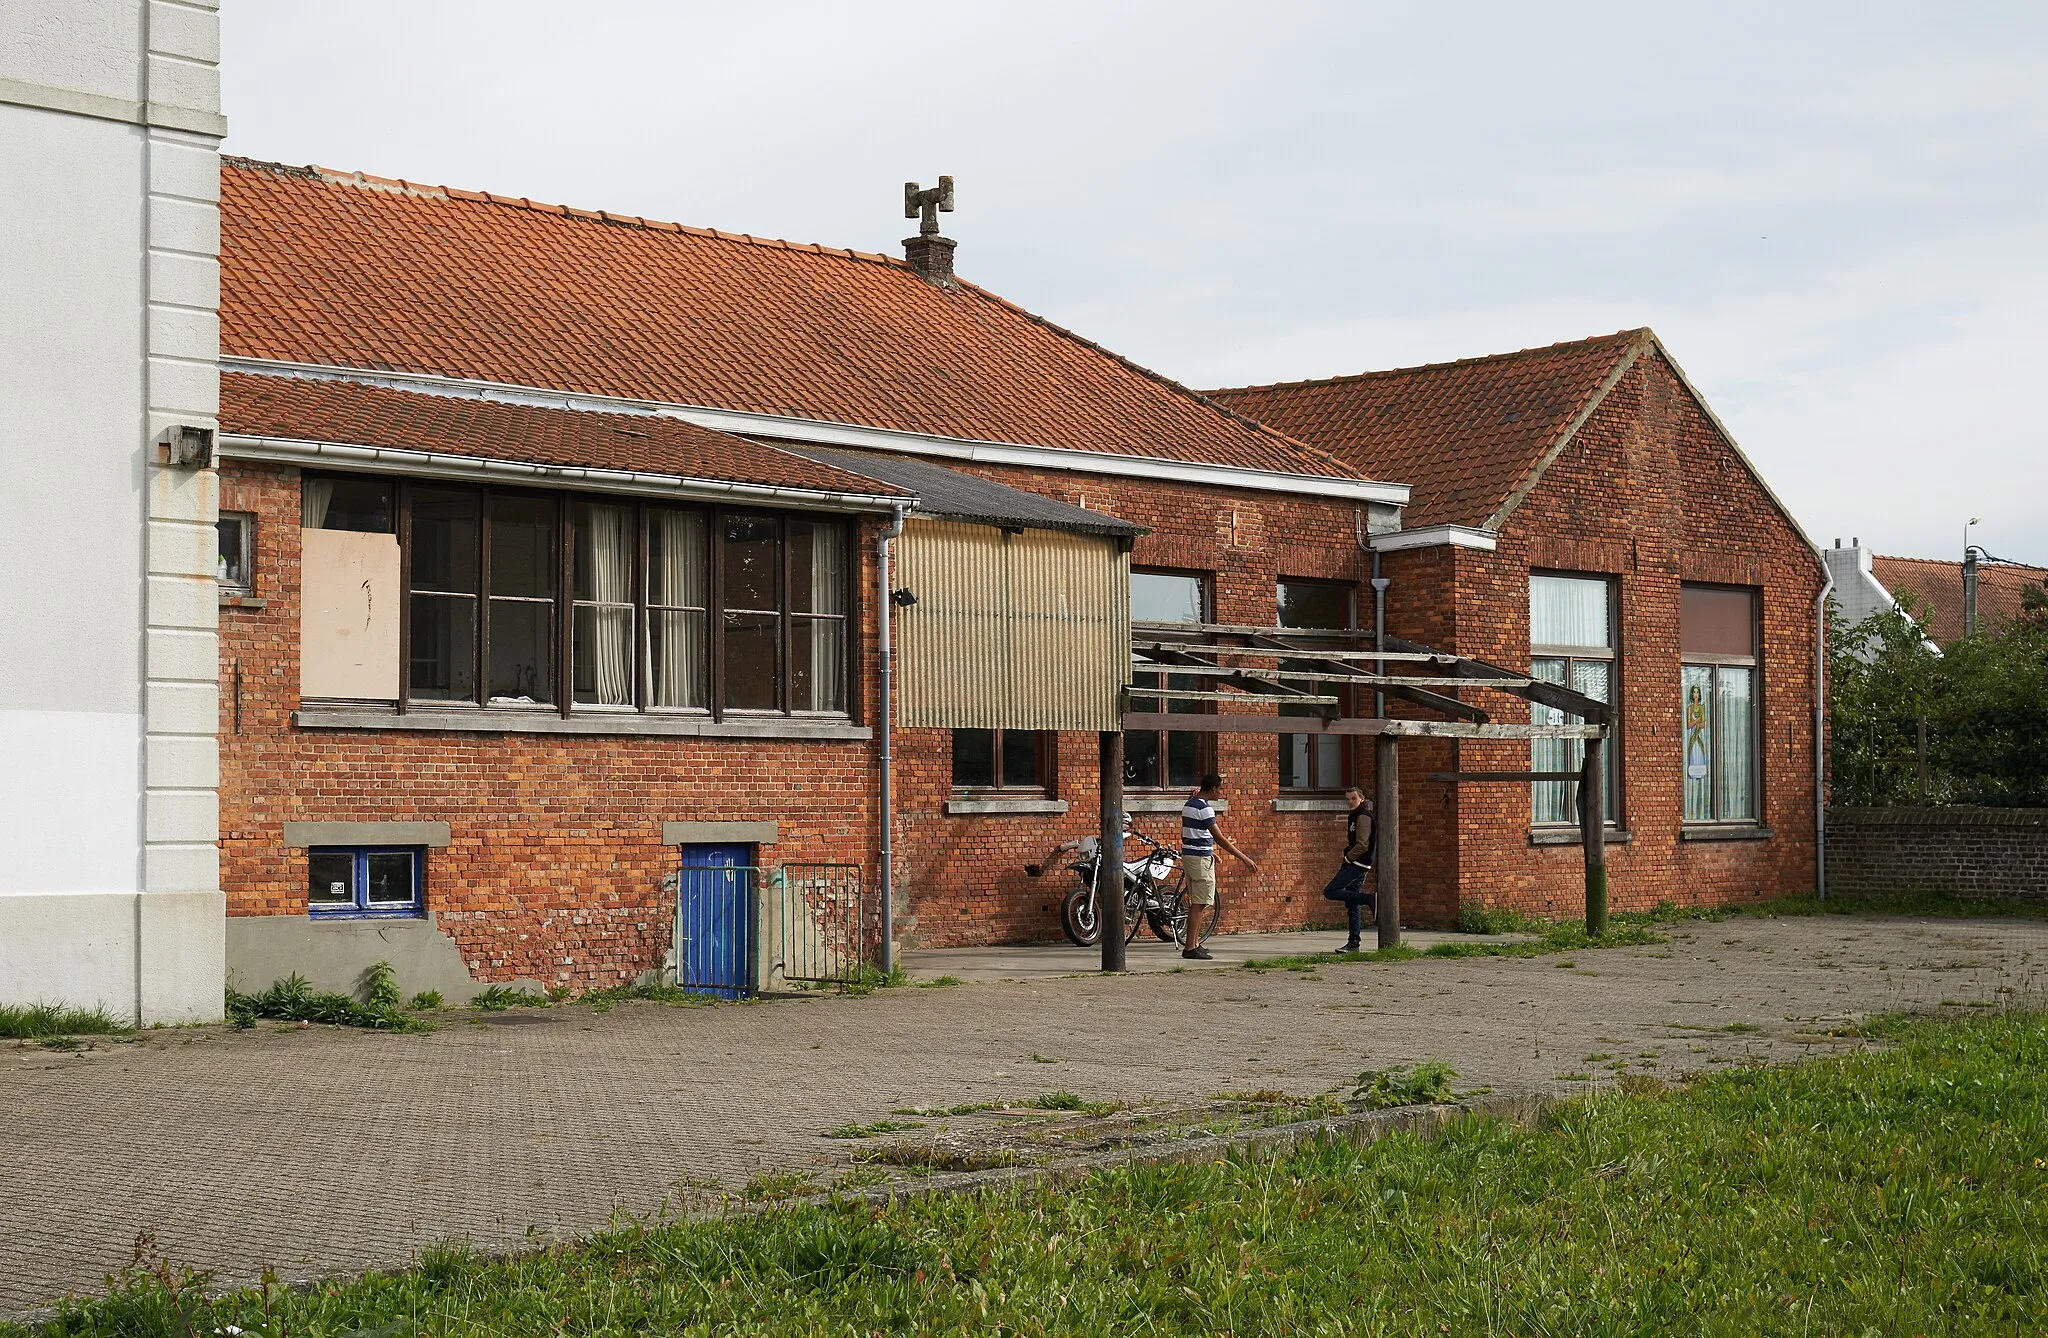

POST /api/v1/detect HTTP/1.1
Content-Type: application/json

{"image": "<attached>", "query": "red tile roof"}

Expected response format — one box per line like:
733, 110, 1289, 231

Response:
1869, 554, 2048, 644
219, 159, 1364, 482
1207, 330, 1647, 528
220, 372, 911, 500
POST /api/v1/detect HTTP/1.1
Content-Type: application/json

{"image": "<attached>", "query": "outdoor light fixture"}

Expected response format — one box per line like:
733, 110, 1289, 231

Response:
890, 587, 918, 607
159, 424, 215, 469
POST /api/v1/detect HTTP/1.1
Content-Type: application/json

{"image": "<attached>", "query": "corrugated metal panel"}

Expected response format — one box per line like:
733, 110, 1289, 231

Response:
896, 519, 1128, 730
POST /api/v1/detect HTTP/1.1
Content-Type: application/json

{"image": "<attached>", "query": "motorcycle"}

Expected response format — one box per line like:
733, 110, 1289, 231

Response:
1058, 830, 1183, 947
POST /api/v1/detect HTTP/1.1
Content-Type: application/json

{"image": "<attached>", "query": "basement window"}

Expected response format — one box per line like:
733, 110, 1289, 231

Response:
307, 847, 425, 918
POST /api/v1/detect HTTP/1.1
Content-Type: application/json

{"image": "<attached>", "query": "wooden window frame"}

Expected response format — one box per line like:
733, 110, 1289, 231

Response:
1529, 570, 1623, 828
1276, 577, 1357, 792
310, 474, 856, 722
1680, 582, 1763, 826
1127, 566, 1214, 791
949, 728, 1057, 796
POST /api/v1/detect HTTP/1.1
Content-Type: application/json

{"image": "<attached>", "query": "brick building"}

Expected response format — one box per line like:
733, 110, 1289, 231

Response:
209, 158, 1823, 995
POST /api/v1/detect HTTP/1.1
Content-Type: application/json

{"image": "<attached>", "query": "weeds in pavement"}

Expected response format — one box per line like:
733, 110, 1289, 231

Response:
827, 1120, 927, 1140
740, 1171, 818, 1203
226, 963, 431, 1032
1350, 1061, 1459, 1109
0, 1003, 130, 1040
471, 984, 547, 1012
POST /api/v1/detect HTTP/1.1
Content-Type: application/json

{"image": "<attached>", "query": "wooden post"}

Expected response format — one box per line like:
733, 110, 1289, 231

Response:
1581, 733, 1607, 937
1374, 733, 1400, 950
1098, 730, 1126, 971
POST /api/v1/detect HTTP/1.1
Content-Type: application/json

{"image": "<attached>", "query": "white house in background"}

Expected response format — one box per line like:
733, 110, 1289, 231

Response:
0, 1, 226, 1022
1822, 539, 1910, 633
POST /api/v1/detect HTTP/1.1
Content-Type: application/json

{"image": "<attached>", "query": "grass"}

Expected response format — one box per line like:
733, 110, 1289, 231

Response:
826, 1120, 926, 1140
225, 963, 433, 1033
1244, 911, 1668, 972
0, 1003, 130, 1040
24, 1009, 2044, 1336
1349, 1061, 1459, 1109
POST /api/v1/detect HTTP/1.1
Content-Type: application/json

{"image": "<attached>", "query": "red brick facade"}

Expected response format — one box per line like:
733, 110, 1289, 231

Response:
218, 348, 1822, 982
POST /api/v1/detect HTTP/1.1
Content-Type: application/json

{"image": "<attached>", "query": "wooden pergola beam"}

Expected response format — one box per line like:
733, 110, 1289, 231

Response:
1243, 634, 1488, 723
1120, 712, 1602, 740
1381, 634, 1611, 723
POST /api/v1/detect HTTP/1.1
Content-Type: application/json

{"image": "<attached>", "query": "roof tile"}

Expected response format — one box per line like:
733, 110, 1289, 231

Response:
219, 157, 1363, 482
1869, 554, 2048, 643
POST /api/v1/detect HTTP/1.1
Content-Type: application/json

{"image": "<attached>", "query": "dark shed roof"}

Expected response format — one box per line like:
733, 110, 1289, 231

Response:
784, 446, 1148, 540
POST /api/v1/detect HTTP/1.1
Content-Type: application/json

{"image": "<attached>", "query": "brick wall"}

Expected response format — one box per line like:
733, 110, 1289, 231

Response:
881, 461, 1373, 946
218, 461, 884, 990
1412, 351, 1824, 923
1827, 807, 2048, 903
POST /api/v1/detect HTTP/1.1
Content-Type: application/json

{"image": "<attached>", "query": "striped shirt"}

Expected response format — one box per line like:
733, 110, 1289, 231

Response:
1181, 793, 1217, 857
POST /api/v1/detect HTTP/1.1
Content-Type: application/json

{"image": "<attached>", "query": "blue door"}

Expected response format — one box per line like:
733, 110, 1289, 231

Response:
676, 844, 754, 998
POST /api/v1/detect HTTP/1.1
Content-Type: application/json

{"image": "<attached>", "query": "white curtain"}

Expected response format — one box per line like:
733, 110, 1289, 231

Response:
805, 521, 844, 711
1530, 574, 1611, 649
575, 504, 633, 706
301, 478, 335, 529
1715, 667, 1755, 820
651, 510, 706, 708
1531, 659, 1574, 823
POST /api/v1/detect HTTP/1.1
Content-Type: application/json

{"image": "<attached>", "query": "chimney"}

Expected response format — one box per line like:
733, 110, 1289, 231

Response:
903, 176, 957, 286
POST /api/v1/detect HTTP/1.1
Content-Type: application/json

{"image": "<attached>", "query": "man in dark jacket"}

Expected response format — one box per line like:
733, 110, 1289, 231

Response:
1321, 785, 1376, 952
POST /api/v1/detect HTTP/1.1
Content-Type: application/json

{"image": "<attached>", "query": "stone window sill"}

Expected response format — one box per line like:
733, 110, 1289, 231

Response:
943, 797, 1070, 817
1681, 824, 1774, 842
294, 706, 870, 742
1123, 796, 1229, 814
219, 592, 267, 609
1272, 796, 1352, 813
1529, 827, 1634, 847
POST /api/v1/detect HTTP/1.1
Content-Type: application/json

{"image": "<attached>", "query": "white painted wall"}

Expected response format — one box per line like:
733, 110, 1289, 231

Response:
0, 0, 224, 1023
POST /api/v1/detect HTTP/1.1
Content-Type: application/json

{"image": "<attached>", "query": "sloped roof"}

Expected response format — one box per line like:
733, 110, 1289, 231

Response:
218, 158, 1367, 483
1207, 330, 1646, 528
783, 446, 1145, 539
220, 372, 912, 501
1870, 554, 2048, 643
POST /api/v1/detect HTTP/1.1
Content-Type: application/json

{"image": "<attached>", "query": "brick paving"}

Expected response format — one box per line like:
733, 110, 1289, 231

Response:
5, 915, 2045, 1315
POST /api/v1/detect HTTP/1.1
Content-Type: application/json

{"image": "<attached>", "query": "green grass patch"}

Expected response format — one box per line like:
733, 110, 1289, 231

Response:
1246, 915, 1666, 972
826, 1120, 927, 1140
20, 1012, 2048, 1336
470, 984, 547, 1012
918, 975, 966, 989
1350, 1061, 1459, 1109
1020, 1091, 1127, 1116
0, 1003, 130, 1040
1740, 888, 2048, 921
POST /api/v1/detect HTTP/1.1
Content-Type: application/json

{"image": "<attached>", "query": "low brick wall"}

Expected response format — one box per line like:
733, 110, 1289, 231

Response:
1827, 807, 2048, 903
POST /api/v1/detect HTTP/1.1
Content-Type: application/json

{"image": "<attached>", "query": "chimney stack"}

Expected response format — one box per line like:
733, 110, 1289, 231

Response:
903, 176, 957, 286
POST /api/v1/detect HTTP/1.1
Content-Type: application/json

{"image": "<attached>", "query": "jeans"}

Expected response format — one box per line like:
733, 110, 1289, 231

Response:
1322, 863, 1374, 942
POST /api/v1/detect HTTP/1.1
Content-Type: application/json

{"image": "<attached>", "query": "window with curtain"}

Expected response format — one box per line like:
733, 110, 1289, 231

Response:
1127, 570, 1210, 789
1529, 573, 1618, 825
1681, 584, 1759, 822
311, 474, 849, 720
1276, 579, 1352, 789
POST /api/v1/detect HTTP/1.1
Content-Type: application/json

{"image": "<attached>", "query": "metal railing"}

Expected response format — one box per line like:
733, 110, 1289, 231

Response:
767, 863, 873, 986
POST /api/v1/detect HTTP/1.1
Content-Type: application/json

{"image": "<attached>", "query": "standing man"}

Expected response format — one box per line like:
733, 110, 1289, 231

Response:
1321, 785, 1376, 952
1180, 772, 1257, 960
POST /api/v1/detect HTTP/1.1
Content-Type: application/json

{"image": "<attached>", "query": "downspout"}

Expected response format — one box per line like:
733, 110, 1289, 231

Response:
1357, 510, 1390, 717
877, 504, 907, 972
1814, 563, 1834, 901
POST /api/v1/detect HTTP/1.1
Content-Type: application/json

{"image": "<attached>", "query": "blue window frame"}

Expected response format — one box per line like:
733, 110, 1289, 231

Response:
307, 847, 425, 918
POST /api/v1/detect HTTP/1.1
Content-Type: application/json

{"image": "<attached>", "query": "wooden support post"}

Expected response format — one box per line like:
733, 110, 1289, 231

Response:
1581, 733, 1607, 937
1098, 730, 1126, 972
1374, 733, 1400, 950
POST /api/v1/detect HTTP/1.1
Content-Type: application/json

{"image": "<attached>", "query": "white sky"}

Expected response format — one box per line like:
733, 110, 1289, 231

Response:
221, 1, 2048, 565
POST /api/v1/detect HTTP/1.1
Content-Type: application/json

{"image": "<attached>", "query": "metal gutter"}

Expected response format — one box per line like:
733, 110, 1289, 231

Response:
1366, 525, 1499, 553
223, 357, 1412, 506
218, 433, 909, 513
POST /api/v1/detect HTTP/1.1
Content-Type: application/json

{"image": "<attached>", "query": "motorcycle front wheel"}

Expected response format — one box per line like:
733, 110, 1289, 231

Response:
1060, 884, 1102, 947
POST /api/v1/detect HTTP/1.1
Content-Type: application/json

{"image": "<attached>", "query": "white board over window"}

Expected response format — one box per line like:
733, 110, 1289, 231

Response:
301, 528, 401, 700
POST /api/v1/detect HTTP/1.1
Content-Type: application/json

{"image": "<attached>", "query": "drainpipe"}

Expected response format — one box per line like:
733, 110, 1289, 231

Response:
877, 504, 907, 972
1814, 563, 1834, 901
1357, 510, 1390, 717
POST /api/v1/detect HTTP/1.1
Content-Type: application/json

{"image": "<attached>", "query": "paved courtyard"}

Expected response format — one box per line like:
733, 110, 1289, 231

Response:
5, 914, 2045, 1315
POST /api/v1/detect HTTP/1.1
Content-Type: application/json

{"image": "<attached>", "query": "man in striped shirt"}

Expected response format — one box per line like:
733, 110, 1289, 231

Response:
1179, 772, 1258, 960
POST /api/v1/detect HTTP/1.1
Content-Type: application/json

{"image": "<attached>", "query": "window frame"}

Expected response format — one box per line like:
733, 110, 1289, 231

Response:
1680, 582, 1763, 826
306, 845, 425, 919
307, 474, 856, 722
1275, 577, 1356, 792
217, 511, 255, 594
1528, 570, 1622, 828
949, 728, 1056, 795
1127, 567, 1214, 791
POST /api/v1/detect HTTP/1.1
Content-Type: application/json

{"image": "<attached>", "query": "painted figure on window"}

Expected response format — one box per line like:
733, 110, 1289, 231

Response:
1684, 682, 1711, 780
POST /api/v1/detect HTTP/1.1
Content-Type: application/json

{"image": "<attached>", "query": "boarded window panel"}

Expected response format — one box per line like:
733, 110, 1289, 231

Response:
301, 528, 401, 700
1682, 585, 1756, 656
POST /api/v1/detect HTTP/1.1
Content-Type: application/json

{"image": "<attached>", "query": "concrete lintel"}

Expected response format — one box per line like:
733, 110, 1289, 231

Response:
283, 821, 453, 849
294, 707, 871, 743
1680, 825, 1774, 843
943, 798, 1070, 816
664, 821, 779, 846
